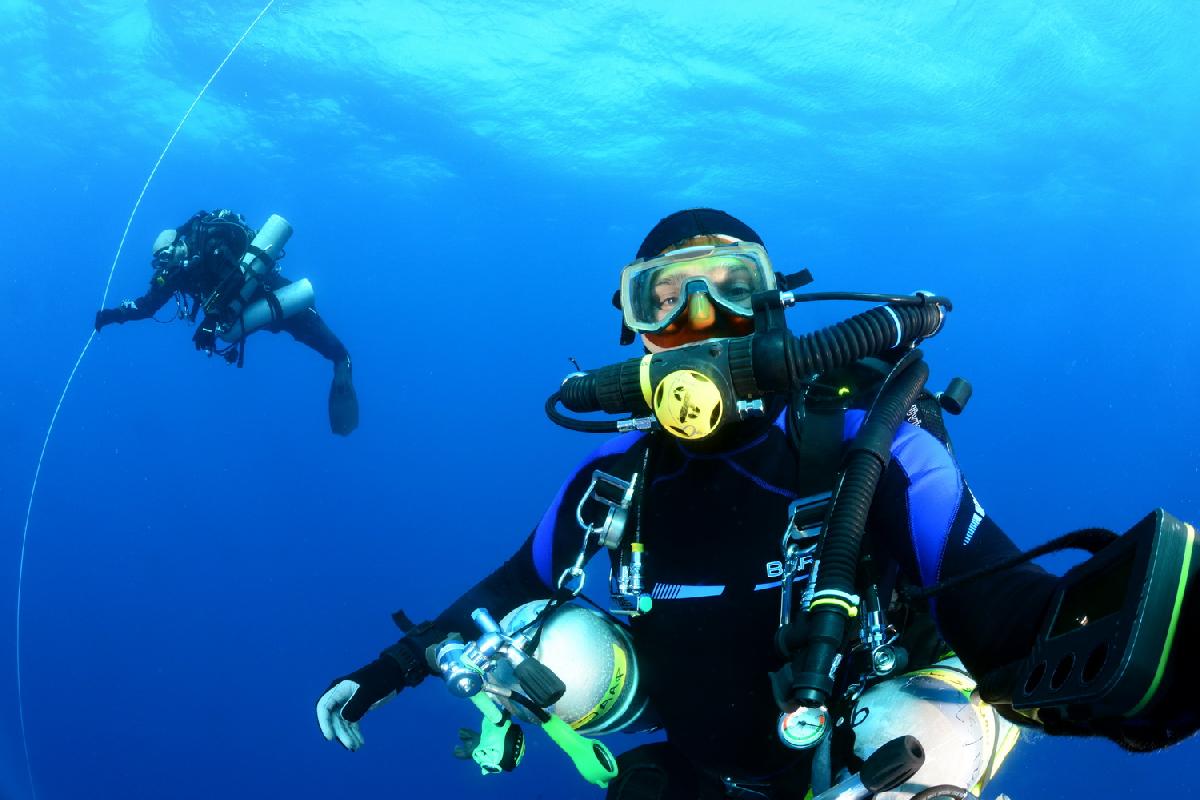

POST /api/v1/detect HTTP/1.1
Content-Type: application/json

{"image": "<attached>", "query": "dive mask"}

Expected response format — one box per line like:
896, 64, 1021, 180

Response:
619, 241, 776, 334
151, 238, 190, 287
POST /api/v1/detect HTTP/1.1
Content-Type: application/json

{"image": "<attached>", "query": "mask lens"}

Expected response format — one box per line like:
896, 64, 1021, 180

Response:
620, 243, 775, 333
152, 241, 186, 271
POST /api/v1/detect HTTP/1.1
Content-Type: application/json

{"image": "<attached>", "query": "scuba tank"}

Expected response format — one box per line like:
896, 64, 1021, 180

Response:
432, 603, 630, 787
492, 600, 649, 735
849, 658, 1018, 800
214, 213, 292, 315
217, 277, 315, 341
191, 213, 316, 362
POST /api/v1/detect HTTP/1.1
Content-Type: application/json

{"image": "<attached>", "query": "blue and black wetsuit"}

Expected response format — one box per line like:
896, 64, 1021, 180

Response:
424, 405, 1058, 797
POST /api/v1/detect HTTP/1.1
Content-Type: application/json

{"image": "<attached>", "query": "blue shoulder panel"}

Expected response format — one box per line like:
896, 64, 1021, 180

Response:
531, 431, 646, 587
844, 410, 964, 587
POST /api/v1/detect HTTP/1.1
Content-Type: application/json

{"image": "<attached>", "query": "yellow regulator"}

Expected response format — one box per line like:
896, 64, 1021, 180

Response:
652, 369, 724, 440
635, 349, 748, 441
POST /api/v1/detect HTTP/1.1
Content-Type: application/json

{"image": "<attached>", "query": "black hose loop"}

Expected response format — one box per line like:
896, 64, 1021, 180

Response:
544, 392, 622, 434
910, 785, 969, 800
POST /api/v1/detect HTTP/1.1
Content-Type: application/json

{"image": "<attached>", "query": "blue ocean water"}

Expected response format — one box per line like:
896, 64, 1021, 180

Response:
1, 1, 1197, 798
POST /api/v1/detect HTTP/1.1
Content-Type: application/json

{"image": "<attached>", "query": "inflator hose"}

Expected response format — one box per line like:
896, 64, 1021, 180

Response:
786, 352, 930, 707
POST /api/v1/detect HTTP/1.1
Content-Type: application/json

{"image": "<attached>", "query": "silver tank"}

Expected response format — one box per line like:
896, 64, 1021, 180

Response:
493, 600, 648, 735
850, 658, 1019, 800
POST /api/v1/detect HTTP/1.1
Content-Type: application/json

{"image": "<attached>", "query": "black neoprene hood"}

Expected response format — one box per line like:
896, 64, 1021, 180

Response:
635, 208, 765, 260
616, 208, 767, 345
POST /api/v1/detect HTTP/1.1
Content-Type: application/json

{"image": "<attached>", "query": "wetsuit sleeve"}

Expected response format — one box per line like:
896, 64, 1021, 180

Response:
868, 423, 1200, 749
865, 419, 1058, 676
99, 274, 175, 323
430, 535, 557, 640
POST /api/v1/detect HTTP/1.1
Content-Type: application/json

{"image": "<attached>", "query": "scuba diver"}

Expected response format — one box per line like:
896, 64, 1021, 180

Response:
94, 209, 359, 436
315, 209, 1198, 799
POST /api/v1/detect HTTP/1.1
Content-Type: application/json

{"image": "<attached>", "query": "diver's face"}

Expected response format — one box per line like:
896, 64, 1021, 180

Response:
153, 241, 186, 272
641, 235, 755, 353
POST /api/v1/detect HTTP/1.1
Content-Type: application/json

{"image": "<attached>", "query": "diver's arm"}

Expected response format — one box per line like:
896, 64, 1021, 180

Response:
915, 492, 1058, 672
322, 526, 576, 709
315, 533, 566, 751
868, 424, 1057, 671
871, 425, 1200, 748
316, 438, 636, 749
936, 500, 1200, 749
94, 275, 175, 329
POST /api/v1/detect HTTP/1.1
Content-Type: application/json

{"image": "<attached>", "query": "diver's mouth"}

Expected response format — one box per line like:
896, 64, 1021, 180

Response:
644, 314, 754, 350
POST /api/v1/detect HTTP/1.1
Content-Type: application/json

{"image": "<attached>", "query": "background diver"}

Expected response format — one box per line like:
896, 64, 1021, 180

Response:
94, 208, 359, 436
315, 209, 1198, 799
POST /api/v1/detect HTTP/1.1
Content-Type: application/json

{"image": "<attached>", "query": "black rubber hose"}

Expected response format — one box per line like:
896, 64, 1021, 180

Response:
788, 291, 953, 309
558, 358, 648, 416
756, 303, 942, 394
558, 301, 945, 419
545, 392, 622, 434
551, 298, 945, 432
817, 354, 929, 593
788, 354, 929, 706
558, 371, 599, 411
910, 785, 969, 800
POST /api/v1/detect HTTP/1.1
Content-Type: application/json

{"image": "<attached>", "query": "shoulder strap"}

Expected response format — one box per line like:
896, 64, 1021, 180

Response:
788, 391, 846, 495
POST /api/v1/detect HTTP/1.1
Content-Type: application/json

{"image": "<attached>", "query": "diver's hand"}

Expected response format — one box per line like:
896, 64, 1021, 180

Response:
94, 308, 120, 331
315, 657, 406, 751
95, 301, 139, 331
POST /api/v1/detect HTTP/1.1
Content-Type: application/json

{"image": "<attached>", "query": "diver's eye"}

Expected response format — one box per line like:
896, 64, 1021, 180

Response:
715, 280, 754, 304
717, 268, 755, 302
656, 295, 679, 310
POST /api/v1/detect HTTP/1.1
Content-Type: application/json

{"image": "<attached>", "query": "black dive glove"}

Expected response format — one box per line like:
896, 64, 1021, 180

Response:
95, 300, 142, 331
315, 631, 438, 751
315, 656, 408, 751
94, 308, 122, 331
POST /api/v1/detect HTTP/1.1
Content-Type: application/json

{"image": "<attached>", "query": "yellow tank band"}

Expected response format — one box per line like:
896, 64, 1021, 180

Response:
905, 660, 1017, 794
573, 644, 628, 730
977, 719, 1021, 792
639, 354, 654, 409
907, 666, 976, 701
631, 542, 644, 553
810, 598, 858, 617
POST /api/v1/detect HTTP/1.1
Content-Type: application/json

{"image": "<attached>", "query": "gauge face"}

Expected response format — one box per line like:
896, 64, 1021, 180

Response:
1049, 550, 1134, 639
778, 706, 829, 750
